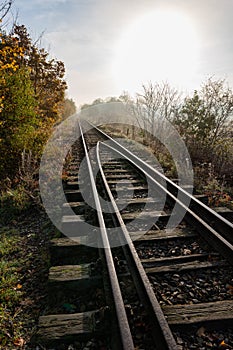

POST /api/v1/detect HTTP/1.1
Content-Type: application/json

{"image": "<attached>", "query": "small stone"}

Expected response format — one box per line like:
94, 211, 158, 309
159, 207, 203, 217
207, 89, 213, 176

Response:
176, 336, 184, 345
86, 341, 94, 347
192, 299, 199, 303
176, 294, 184, 300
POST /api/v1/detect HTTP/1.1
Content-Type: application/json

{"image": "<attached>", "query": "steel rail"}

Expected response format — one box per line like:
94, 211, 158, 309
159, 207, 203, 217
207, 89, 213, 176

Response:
96, 141, 178, 350
87, 121, 233, 244
78, 122, 135, 350
99, 140, 233, 265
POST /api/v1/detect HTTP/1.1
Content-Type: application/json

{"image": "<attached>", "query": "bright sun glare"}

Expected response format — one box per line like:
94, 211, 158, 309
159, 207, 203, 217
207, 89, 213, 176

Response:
112, 10, 200, 93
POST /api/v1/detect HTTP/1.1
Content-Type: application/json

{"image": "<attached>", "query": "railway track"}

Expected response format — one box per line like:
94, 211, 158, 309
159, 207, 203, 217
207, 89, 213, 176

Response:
35, 119, 233, 350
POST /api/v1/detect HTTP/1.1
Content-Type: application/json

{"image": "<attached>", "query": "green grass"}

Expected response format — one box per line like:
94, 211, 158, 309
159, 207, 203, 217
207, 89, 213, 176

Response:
0, 186, 32, 225
0, 212, 53, 349
0, 228, 24, 347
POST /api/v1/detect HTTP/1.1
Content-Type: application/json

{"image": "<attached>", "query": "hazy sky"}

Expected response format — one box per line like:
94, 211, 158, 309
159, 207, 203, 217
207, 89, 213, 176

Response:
14, 0, 233, 108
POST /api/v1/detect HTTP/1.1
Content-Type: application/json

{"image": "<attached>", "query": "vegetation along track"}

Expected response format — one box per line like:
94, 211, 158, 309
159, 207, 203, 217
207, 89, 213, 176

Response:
34, 119, 233, 350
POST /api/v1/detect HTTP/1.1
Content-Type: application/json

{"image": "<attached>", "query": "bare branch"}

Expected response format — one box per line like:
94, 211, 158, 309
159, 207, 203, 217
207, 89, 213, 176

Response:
0, 1, 13, 22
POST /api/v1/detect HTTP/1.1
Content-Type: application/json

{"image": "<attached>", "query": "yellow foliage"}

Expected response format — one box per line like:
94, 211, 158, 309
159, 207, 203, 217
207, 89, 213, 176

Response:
0, 34, 23, 74
0, 32, 24, 108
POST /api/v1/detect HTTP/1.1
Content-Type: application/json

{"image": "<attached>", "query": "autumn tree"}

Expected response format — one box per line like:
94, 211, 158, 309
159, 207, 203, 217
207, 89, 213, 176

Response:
0, 67, 37, 178
61, 97, 76, 119
0, 22, 67, 180
0, 25, 24, 112
12, 25, 67, 127
0, 23, 38, 179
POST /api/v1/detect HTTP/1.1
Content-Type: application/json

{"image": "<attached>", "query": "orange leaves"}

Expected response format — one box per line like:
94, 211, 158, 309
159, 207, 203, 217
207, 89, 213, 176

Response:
14, 284, 23, 290
220, 340, 231, 348
0, 24, 67, 180
0, 31, 23, 74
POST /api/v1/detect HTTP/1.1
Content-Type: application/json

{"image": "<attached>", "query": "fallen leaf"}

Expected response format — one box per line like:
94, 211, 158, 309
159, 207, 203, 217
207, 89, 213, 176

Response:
220, 340, 230, 348
14, 284, 23, 291
183, 249, 192, 255
20, 298, 33, 306
14, 337, 25, 347
196, 326, 205, 337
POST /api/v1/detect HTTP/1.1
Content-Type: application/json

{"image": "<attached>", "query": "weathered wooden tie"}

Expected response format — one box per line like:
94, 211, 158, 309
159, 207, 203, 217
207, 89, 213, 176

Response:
35, 309, 107, 345
132, 228, 198, 242
163, 300, 233, 327
145, 260, 228, 274
50, 237, 98, 265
